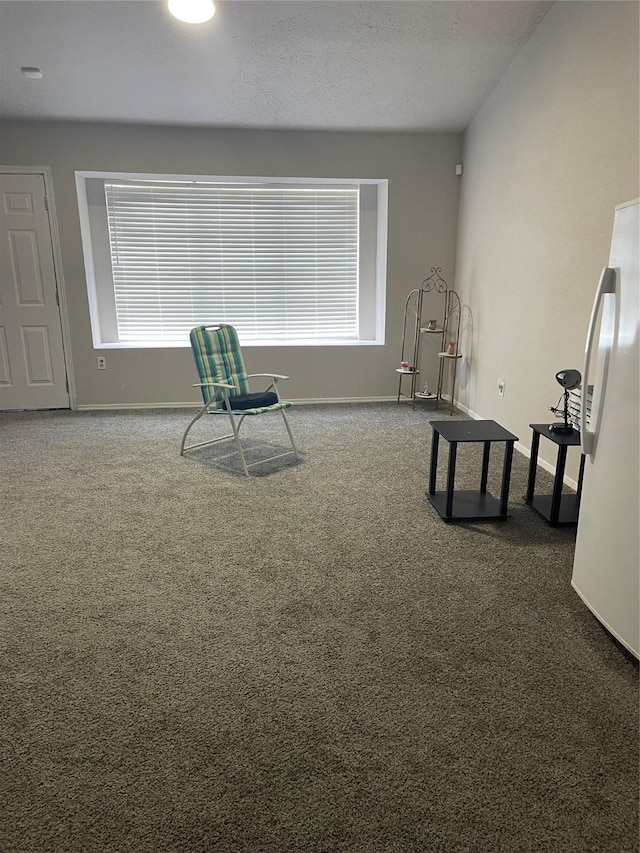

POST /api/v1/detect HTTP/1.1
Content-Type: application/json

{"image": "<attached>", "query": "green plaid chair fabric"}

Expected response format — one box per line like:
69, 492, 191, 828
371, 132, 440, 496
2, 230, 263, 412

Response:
190, 324, 250, 402
180, 325, 298, 475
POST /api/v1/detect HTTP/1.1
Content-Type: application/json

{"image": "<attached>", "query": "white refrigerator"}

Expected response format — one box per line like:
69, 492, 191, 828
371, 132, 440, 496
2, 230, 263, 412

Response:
571, 198, 639, 658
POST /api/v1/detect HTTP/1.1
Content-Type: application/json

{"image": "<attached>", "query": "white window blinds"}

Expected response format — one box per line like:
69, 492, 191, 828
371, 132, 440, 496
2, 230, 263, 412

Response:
104, 182, 359, 344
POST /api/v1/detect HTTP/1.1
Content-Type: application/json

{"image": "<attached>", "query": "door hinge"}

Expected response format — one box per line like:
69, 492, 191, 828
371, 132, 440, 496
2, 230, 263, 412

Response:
44, 195, 49, 211
65, 378, 69, 392
55, 289, 60, 305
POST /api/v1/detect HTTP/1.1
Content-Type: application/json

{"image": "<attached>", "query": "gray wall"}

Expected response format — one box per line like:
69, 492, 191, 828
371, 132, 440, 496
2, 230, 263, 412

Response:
0, 122, 462, 408
454, 0, 639, 480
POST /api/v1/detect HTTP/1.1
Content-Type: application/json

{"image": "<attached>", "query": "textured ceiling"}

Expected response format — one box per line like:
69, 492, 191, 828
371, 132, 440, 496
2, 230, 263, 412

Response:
0, 0, 553, 131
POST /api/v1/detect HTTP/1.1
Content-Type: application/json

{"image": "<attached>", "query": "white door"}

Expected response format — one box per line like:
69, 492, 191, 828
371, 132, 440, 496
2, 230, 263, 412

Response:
0, 173, 69, 410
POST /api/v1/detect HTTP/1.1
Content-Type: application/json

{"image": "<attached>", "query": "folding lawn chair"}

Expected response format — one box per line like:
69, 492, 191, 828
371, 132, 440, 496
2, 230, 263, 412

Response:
180, 324, 298, 475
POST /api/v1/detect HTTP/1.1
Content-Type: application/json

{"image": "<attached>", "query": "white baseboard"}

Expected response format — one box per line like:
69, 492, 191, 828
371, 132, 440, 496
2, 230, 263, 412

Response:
77, 402, 202, 410
76, 395, 398, 412
291, 396, 398, 405
453, 399, 579, 491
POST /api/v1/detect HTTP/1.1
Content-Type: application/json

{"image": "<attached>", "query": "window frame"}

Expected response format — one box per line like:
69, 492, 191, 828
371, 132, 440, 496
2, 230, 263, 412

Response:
76, 171, 388, 348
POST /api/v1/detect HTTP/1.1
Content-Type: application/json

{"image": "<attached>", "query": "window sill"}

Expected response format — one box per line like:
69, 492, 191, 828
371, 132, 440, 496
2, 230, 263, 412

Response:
95, 339, 384, 349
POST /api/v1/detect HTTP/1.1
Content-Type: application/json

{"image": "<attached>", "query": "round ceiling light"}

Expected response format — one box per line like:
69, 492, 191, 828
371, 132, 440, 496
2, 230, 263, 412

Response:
168, 0, 215, 24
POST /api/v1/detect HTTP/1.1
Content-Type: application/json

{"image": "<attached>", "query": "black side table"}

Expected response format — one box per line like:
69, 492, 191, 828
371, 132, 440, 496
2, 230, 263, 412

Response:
525, 424, 586, 526
428, 420, 519, 522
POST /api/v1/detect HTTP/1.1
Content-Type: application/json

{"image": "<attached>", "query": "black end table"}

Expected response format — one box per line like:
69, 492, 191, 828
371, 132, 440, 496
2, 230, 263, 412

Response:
525, 424, 586, 526
427, 420, 519, 522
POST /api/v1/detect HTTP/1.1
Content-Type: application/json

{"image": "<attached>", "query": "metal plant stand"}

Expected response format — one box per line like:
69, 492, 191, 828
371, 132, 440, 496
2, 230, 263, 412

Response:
397, 268, 463, 412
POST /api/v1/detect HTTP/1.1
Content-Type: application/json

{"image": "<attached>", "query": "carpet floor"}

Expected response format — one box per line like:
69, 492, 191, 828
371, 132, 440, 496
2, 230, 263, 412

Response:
0, 403, 637, 853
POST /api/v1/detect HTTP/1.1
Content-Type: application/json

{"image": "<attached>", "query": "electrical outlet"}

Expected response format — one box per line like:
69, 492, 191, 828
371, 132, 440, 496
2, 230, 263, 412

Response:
497, 378, 505, 397
97, 356, 106, 370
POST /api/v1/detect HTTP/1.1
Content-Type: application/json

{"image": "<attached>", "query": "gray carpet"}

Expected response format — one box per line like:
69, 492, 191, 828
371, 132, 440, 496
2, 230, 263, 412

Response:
0, 403, 637, 853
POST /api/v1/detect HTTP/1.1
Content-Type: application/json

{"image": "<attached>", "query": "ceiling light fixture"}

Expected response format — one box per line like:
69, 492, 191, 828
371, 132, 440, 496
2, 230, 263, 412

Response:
21, 66, 43, 79
168, 0, 215, 24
